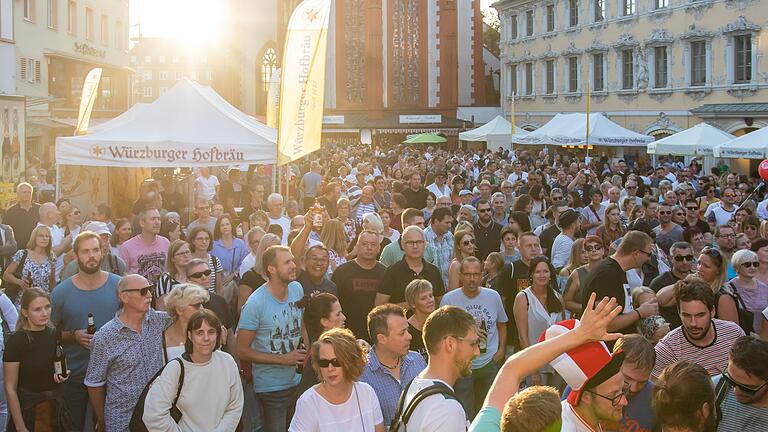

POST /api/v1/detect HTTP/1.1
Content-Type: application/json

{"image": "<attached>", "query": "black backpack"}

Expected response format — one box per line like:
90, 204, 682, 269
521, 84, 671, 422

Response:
714, 374, 732, 428
389, 379, 458, 432
129, 358, 184, 431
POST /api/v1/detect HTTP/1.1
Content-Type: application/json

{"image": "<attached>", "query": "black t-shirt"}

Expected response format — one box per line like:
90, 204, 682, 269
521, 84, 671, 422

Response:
331, 261, 386, 341
161, 191, 185, 214
580, 257, 634, 334
4, 328, 58, 392
649, 271, 682, 329
241, 269, 266, 293
220, 180, 249, 209
540, 224, 561, 257
408, 322, 428, 362
496, 260, 530, 349
682, 218, 711, 234
473, 221, 502, 261
402, 187, 429, 210
379, 259, 446, 305
204, 292, 234, 329
297, 270, 338, 297
239, 201, 266, 223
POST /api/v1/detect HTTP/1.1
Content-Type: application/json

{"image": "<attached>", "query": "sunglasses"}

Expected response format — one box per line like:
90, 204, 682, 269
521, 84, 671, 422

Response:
673, 255, 695, 262
686, 206, 698, 211
742, 262, 760, 268
722, 369, 768, 396
675, 212, 684, 216
189, 269, 213, 278
317, 358, 343, 368
478, 208, 492, 213
585, 245, 602, 252
123, 285, 153, 296
658, 210, 672, 215
701, 247, 723, 263
462, 239, 476, 246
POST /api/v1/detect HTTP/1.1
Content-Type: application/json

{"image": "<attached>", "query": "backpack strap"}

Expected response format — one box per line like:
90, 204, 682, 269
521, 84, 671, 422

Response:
392, 378, 416, 426
714, 374, 731, 425
399, 382, 458, 426
172, 357, 185, 406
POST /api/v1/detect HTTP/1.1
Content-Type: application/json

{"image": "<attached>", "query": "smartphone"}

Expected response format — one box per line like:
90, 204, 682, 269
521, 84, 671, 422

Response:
584, 169, 591, 175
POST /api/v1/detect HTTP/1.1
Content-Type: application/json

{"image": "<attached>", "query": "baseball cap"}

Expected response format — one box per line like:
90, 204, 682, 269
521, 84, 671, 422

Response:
83, 221, 111, 236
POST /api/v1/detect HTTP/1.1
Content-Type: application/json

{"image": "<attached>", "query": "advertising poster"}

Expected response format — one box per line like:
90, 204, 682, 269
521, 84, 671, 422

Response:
0, 95, 26, 183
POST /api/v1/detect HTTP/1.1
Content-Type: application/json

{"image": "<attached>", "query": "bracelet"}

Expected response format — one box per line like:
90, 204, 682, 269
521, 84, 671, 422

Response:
635, 309, 642, 320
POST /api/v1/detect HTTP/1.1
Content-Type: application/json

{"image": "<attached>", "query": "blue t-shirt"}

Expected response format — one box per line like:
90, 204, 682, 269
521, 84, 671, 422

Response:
50, 273, 121, 381
622, 380, 656, 432
238, 281, 304, 393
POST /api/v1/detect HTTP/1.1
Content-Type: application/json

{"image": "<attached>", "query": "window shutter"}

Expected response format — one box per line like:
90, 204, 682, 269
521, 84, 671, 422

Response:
20, 59, 27, 81
35, 60, 41, 83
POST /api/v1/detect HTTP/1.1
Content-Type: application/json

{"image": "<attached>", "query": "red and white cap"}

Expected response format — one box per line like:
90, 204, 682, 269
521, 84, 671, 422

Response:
539, 319, 625, 406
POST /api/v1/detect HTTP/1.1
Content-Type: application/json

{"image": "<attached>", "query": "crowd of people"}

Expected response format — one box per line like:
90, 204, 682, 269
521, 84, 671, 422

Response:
0, 143, 767, 431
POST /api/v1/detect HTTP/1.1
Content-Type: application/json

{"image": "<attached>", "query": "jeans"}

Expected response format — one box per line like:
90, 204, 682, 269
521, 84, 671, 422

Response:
454, 360, 502, 420
253, 387, 296, 432
241, 379, 263, 432
60, 380, 89, 431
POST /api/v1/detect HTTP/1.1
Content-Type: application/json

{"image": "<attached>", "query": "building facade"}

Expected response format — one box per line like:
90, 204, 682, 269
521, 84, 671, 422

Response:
14, 0, 130, 164
494, 0, 768, 168
0, 0, 14, 95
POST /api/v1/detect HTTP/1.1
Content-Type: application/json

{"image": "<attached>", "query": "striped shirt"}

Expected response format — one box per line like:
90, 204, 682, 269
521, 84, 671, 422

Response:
652, 319, 745, 378
359, 349, 427, 427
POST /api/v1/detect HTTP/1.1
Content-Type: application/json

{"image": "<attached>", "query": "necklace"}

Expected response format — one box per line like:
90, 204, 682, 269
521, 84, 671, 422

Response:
379, 355, 402, 370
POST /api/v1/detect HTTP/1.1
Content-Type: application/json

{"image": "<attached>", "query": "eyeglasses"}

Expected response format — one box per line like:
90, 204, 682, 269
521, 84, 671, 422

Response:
174, 250, 192, 257
122, 285, 153, 296
673, 255, 695, 262
722, 369, 768, 396
636, 249, 653, 257
742, 261, 760, 268
585, 387, 629, 407
188, 269, 212, 278
585, 245, 602, 252
552, 196, 564, 201
746, 225, 758, 231
317, 358, 343, 368
462, 239, 476, 246
197, 206, 210, 211
450, 335, 482, 348
626, 186, 637, 190
477, 208, 492, 213
404, 240, 425, 247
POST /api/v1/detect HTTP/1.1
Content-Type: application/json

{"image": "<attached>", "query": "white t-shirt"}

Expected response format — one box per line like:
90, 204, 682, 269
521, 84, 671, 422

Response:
403, 378, 467, 432
289, 382, 383, 432
268, 215, 291, 245
196, 174, 220, 201
427, 183, 451, 198
507, 171, 528, 183
705, 202, 736, 227
561, 400, 598, 432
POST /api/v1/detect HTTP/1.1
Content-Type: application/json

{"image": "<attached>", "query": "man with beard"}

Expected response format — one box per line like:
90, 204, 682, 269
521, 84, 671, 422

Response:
60, 222, 127, 279
652, 277, 744, 379
51, 232, 121, 430
85, 273, 169, 432
402, 306, 478, 431
118, 208, 169, 284
715, 337, 768, 430
403, 172, 430, 210
648, 241, 695, 329
653, 203, 683, 254
237, 245, 305, 432
652, 362, 717, 432
473, 200, 502, 261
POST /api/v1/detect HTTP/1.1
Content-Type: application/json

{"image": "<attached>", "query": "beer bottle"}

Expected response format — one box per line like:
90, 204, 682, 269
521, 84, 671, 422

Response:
54, 329, 68, 378
479, 319, 488, 354
86, 313, 96, 335
296, 337, 306, 374
312, 200, 324, 232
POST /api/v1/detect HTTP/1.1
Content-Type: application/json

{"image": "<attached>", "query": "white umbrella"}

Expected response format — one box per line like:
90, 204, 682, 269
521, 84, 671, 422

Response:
647, 123, 734, 156
714, 126, 768, 159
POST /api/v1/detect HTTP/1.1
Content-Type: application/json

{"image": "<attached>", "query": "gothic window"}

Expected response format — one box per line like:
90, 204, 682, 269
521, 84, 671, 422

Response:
261, 47, 278, 93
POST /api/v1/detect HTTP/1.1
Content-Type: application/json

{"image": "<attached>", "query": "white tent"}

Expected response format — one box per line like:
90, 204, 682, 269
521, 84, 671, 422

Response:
55, 79, 278, 167
714, 127, 768, 159
459, 115, 529, 151
511, 113, 653, 147
647, 123, 734, 156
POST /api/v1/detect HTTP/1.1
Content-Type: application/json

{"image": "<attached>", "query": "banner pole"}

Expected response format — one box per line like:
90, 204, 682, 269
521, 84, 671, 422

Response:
585, 81, 591, 162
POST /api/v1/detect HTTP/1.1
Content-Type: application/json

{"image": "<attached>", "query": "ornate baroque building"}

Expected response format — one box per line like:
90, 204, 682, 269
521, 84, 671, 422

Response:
494, 0, 768, 169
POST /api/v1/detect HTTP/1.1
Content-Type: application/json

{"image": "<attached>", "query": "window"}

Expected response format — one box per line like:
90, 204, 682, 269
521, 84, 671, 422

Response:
655, 0, 668, 8
191, 71, 198, 80
115, 20, 124, 50
85, 7, 93, 40
142, 70, 153, 81
143, 87, 153, 98
159, 87, 168, 95
546, 5, 555, 32
594, 0, 605, 21
654, 46, 668, 88
622, 0, 635, 16
130, 56, 137, 64
592, 53, 604, 91
734, 35, 752, 83
568, 56, 579, 92
622, 49, 634, 89
545, 60, 555, 94
47, 0, 57, 28
261, 47, 278, 92
67, 0, 76, 34
569, 0, 579, 27
524, 62, 534, 94
173, 56, 179, 64
175, 71, 183, 80
144, 55, 151, 63
159, 71, 168, 81
691, 41, 707, 86
159, 56, 166, 64
507, 64, 518, 96
100, 15, 108, 45
24, 0, 35, 21
205, 70, 213, 81
526, 10, 534, 36
511, 15, 518, 39
21, 59, 40, 83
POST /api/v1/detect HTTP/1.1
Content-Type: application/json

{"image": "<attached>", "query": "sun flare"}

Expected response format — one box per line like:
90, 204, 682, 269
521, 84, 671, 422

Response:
133, 0, 227, 45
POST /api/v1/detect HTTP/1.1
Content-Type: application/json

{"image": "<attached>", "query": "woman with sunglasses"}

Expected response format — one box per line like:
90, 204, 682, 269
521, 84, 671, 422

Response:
289, 328, 384, 432
697, 185, 720, 213
513, 256, 565, 387
671, 205, 686, 226
728, 250, 768, 334
448, 230, 476, 291
750, 238, 768, 286
143, 309, 243, 431
161, 283, 210, 362
563, 236, 604, 317
155, 240, 192, 310
741, 215, 761, 243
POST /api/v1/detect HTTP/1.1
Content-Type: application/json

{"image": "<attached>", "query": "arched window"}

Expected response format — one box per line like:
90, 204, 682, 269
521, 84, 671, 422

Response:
261, 47, 278, 93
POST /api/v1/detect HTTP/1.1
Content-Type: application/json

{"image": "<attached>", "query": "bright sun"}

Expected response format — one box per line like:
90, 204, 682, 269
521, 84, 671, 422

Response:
132, 0, 226, 44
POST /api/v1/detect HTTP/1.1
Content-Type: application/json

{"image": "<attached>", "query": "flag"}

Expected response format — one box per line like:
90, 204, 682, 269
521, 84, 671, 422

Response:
75, 68, 102, 135
266, 68, 281, 129
277, 0, 332, 166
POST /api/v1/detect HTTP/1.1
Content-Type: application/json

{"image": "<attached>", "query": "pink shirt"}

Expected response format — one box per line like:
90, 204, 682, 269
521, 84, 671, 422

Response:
118, 235, 170, 284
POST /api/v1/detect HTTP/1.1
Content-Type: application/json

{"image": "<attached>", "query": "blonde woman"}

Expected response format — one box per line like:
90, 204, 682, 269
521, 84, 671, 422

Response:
404, 279, 435, 361
558, 238, 586, 294
237, 233, 280, 312
155, 240, 192, 310
447, 230, 476, 291
320, 219, 349, 275
2, 225, 56, 299
162, 283, 210, 361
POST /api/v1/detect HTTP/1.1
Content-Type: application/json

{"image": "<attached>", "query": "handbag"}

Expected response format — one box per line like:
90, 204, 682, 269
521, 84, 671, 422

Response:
727, 282, 755, 335
218, 251, 239, 304
129, 358, 185, 431
2, 250, 28, 303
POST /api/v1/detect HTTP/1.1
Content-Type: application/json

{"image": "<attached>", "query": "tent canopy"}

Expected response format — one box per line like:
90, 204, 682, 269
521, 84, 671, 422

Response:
56, 79, 277, 167
511, 113, 654, 147
647, 123, 734, 156
403, 132, 447, 144
714, 127, 768, 159
459, 115, 529, 151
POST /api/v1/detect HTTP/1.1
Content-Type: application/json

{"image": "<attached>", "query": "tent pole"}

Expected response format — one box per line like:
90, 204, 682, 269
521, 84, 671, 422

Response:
55, 166, 61, 202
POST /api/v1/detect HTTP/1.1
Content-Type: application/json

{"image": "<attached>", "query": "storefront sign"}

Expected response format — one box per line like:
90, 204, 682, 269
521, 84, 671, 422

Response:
323, 115, 345, 124
74, 42, 106, 58
399, 114, 442, 124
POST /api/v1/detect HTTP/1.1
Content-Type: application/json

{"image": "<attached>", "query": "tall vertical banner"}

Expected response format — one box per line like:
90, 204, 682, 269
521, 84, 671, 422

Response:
277, 0, 332, 166
266, 68, 281, 129
75, 68, 102, 135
